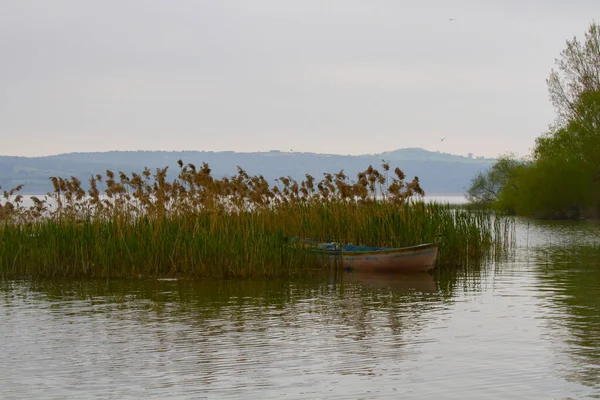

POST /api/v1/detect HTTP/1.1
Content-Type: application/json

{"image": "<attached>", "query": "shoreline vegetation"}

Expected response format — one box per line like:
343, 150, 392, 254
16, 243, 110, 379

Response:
467, 23, 600, 220
0, 161, 513, 279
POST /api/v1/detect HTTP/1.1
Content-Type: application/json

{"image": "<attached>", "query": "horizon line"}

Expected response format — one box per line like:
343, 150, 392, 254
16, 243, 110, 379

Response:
0, 147, 497, 160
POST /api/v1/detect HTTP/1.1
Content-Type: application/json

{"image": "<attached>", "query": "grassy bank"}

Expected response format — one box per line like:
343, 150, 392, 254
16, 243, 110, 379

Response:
0, 161, 513, 279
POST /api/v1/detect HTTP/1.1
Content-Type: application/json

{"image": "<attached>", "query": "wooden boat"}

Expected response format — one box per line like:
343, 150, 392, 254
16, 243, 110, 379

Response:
300, 239, 439, 273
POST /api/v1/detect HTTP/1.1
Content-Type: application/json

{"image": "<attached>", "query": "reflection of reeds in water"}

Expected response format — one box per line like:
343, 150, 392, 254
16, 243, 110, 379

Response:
531, 244, 600, 390
0, 161, 513, 278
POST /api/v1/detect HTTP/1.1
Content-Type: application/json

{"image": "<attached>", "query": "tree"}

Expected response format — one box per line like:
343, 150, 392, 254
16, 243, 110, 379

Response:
547, 22, 600, 126
490, 23, 600, 218
467, 23, 600, 217
466, 155, 523, 204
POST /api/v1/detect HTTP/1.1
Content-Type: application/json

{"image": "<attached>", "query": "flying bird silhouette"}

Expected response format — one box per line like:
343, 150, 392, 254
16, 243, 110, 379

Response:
441, 137, 446, 141
449, 18, 456, 21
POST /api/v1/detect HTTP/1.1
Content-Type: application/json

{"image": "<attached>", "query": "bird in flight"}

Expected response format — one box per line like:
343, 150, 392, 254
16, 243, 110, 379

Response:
440, 137, 446, 142
449, 18, 456, 21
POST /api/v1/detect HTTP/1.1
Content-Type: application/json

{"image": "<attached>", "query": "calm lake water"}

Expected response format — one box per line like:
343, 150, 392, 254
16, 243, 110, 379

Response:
1, 216, 600, 399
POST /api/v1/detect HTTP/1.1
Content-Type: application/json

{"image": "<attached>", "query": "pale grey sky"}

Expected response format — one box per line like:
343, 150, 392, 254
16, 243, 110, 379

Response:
0, 0, 597, 158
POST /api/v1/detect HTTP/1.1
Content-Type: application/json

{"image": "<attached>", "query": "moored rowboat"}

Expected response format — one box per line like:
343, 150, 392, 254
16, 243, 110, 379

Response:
301, 240, 439, 273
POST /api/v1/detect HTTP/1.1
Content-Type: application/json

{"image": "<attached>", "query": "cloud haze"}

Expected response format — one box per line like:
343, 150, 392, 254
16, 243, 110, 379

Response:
0, 0, 597, 157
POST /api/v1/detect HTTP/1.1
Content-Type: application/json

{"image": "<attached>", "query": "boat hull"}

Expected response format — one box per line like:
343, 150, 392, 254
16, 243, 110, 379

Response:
316, 242, 439, 273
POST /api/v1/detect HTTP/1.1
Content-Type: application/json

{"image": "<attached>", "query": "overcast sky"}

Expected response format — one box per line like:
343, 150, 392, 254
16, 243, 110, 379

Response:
0, 1, 597, 158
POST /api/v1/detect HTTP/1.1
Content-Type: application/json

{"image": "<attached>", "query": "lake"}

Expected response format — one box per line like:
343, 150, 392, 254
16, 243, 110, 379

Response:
1, 216, 599, 399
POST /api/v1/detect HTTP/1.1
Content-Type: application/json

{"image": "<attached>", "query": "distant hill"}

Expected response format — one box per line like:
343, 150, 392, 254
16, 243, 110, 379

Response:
0, 148, 495, 195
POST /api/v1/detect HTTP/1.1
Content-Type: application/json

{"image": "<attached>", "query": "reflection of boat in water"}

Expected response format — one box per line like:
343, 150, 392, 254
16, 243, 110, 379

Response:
347, 270, 438, 293
300, 239, 439, 273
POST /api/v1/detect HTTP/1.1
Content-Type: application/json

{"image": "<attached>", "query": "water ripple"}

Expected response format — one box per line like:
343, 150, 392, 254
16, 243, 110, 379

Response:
1, 219, 600, 399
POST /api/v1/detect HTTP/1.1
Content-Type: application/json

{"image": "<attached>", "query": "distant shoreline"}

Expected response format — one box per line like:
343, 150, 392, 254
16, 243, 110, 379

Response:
1, 148, 491, 195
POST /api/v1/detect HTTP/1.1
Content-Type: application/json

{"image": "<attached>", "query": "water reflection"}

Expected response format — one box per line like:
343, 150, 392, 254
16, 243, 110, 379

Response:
531, 244, 600, 391
345, 270, 438, 293
515, 217, 600, 252
0, 276, 453, 399
2, 220, 600, 398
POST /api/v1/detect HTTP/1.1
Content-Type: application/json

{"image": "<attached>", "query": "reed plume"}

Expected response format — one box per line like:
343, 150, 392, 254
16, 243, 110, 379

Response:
0, 161, 513, 279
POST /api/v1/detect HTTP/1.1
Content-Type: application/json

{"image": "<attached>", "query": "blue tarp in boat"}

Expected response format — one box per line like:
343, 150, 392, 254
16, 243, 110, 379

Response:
295, 238, 395, 253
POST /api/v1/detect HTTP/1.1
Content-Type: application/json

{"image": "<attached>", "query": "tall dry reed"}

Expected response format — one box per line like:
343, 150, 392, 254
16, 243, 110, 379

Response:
0, 161, 513, 278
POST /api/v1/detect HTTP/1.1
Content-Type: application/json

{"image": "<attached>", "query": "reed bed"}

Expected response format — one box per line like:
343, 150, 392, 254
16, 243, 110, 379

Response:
0, 161, 513, 279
